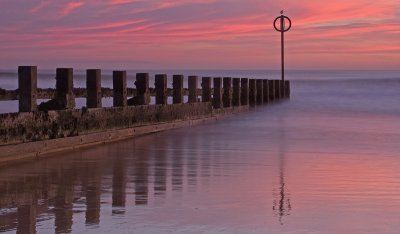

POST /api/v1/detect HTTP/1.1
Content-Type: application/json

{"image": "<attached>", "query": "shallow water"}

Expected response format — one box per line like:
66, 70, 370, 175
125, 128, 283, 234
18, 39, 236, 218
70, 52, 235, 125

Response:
1, 72, 400, 233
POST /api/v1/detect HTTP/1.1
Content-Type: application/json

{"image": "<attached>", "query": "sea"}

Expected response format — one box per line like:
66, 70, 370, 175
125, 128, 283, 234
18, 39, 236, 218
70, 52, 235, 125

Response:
0, 69, 400, 233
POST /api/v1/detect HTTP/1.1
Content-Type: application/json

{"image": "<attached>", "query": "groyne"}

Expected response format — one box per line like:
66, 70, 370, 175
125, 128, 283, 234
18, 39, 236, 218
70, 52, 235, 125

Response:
0, 66, 290, 164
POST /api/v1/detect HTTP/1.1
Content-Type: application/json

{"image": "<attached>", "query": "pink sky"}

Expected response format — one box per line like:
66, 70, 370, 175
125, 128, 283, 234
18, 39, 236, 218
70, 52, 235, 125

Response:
0, 0, 399, 70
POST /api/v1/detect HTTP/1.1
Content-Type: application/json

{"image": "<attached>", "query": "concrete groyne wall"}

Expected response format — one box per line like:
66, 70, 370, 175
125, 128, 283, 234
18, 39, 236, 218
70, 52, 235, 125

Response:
0, 66, 290, 164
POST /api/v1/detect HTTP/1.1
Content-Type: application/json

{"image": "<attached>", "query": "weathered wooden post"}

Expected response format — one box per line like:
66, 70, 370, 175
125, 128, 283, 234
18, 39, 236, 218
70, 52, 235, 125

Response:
256, 79, 263, 105
223, 77, 232, 108
134, 73, 150, 105
86, 69, 102, 108
155, 74, 167, 105
213, 77, 222, 109
173, 75, 184, 104
240, 78, 249, 106
56, 68, 75, 109
268, 80, 275, 101
113, 71, 127, 107
274, 80, 281, 100
285, 80, 291, 98
249, 79, 257, 106
263, 79, 269, 104
188, 76, 198, 103
201, 77, 212, 103
18, 66, 37, 112
232, 78, 241, 107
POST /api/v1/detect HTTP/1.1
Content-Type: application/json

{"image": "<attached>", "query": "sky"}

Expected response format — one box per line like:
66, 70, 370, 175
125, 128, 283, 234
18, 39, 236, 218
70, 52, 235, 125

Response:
0, 0, 399, 70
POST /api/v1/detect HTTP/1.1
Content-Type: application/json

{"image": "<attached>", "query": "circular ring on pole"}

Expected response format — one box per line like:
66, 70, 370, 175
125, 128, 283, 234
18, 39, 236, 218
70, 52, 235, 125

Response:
274, 15, 292, 32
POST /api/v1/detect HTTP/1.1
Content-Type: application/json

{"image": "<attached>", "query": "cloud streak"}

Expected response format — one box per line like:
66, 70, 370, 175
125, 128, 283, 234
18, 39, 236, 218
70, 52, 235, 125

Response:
0, 0, 399, 69
60, 1, 84, 17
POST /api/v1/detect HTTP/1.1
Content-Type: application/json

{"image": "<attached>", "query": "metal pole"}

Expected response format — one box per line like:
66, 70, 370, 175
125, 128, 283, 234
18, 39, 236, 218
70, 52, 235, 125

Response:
274, 14, 291, 82
280, 16, 285, 82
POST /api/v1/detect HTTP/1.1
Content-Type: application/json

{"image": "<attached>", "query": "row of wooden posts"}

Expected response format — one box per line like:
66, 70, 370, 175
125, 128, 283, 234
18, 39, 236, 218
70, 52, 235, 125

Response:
17, 66, 290, 113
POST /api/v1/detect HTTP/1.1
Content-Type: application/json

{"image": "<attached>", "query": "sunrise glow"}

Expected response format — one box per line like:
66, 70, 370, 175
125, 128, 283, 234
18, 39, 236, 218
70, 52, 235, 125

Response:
0, 0, 399, 69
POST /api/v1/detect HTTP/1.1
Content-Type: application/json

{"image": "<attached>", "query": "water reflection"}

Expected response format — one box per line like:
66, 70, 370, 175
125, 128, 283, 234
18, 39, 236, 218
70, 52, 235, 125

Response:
272, 118, 291, 225
112, 152, 126, 215
54, 168, 74, 233
152, 136, 167, 196
0, 123, 236, 233
0, 112, 292, 233
17, 201, 37, 234
1, 95, 400, 233
272, 152, 291, 225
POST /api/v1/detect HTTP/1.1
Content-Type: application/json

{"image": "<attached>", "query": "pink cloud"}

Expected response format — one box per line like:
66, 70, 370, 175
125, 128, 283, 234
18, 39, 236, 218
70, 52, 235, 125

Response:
30, 0, 51, 13
60, 2, 84, 17
108, 0, 140, 5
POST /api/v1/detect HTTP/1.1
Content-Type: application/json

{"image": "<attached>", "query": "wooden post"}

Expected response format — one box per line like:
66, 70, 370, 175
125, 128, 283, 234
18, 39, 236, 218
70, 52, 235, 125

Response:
113, 71, 127, 107
86, 69, 102, 108
281, 80, 286, 98
173, 75, 184, 104
135, 73, 150, 105
240, 78, 249, 106
223, 77, 232, 108
18, 66, 37, 112
256, 79, 263, 105
274, 80, 281, 100
155, 74, 167, 105
201, 77, 212, 103
213, 77, 222, 109
56, 68, 75, 109
249, 79, 257, 106
285, 80, 291, 98
268, 80, 275, 101
188, 76, 198, 103
232, 78, 241, 107
263, 79, 269, 104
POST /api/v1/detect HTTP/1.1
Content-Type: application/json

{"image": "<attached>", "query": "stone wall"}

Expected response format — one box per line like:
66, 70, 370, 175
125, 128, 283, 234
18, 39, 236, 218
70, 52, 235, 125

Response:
0, 103, 213, 146
0, 104, 249, 164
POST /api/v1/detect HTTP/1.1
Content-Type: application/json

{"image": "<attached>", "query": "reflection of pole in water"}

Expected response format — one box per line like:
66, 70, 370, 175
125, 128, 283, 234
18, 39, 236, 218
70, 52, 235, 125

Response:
272, 115, 291, 225
272, 154, 291, 225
